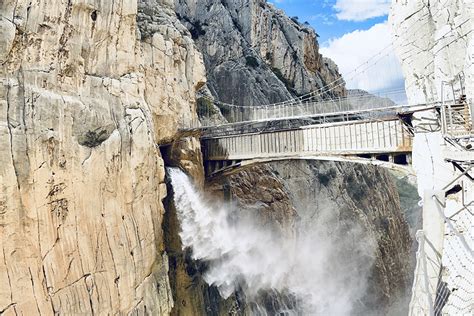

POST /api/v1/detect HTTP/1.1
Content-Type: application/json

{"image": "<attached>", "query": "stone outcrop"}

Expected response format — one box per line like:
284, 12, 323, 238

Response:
208, 165, 298, 235
0, 0, 205, 314
391, 2, 473, 313
390, 0, 473, 103
175, 0, 345, 107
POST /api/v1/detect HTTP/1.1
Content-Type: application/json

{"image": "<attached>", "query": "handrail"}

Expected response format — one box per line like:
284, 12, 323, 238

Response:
191, 102, 445, 131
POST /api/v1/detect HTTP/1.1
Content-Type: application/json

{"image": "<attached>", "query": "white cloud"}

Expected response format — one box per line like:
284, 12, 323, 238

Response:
334, 0, 390, 21
320, 22, 406, 102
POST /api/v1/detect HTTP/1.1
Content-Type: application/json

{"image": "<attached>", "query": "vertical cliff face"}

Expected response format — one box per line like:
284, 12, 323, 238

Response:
390, 0, 473, 217
390, 0, 473, 222
268, 161, 412, 314
390, 0, 473, 103
390, 2, 473, 313
0, 0, 204, 314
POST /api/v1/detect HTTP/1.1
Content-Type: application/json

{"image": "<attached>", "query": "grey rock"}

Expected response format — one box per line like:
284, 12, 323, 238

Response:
174, 0, 346, 107
347, 89, 396, 109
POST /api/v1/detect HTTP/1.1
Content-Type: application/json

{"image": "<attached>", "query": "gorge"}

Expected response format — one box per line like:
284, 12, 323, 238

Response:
2, 0, 471, 315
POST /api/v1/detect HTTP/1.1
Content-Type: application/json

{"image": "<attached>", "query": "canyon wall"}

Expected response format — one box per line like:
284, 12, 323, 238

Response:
0, 0, 415, 314
391, 1, 473, 313
390, 0, 474, 230
206, 161, 412, 315
0, 0, 204, 314
390, 0, 473, 104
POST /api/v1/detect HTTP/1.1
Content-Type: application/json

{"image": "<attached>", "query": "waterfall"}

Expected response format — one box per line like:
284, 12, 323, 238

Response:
168, 168, 375, 315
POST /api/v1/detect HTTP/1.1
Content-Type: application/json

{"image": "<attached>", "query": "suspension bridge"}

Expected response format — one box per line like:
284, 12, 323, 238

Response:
183, 96, 467, 177
170, 16, 473, 313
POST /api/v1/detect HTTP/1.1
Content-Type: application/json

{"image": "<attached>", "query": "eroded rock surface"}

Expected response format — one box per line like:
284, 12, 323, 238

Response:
390, 0, 473, 103
0, 0, 204, 314
391, 2, 474, 313
175, 0, 345, 106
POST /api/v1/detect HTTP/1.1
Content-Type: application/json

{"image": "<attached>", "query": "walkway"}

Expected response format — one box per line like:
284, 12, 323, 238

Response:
195, 101, 453, 175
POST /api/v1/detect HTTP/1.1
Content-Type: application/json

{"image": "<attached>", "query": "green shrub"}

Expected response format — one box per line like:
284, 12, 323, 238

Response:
79, 128, 110, 148
317, 168, 337, 186
347, 182, 365, 200
395, 177, 420, 212
197, 97, 217, 117
189, 21, 206, 40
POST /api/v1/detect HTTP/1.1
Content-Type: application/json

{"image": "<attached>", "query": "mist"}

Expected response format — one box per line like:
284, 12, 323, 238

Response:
168, 168, 377, 315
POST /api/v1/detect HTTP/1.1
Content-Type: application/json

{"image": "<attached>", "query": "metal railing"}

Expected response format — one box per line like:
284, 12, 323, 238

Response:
441, 102, 473, 138
409, 169, 474, 316
179, 96, 451, 134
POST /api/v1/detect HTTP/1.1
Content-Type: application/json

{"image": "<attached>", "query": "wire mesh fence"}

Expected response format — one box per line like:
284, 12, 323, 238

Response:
436, 208, 474, 315
410, 190, 473, 316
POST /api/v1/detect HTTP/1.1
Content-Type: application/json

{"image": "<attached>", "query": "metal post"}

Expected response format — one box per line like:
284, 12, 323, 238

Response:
459, 73, 465, 97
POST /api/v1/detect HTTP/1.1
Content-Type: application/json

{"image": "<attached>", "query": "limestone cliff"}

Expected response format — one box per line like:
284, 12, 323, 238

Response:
175, 0, 345, 106
268, 161, 412, 314
205, 161, 412, 315
390, 0, 473, 104
0, 0, 415, 315
390, 1, 473, 313
0, 0, 204, 314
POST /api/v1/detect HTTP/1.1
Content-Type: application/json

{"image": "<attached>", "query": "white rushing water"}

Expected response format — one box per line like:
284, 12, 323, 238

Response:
168, 168, 376, 315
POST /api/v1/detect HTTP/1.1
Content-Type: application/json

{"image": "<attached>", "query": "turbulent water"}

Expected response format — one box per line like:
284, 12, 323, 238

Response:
168, 168, 376, 315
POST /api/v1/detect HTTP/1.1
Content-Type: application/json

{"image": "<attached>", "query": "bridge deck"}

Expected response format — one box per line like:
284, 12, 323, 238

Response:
203, 117, 412, 162
185, 101, 471, 175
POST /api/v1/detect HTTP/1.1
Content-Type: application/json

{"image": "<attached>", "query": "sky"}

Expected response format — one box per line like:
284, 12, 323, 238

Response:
268, 0, 407, 104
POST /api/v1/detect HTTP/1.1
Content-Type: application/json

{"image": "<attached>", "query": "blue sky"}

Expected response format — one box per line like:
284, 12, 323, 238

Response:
269, 0, 387, 44
268, 0, 407, 103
